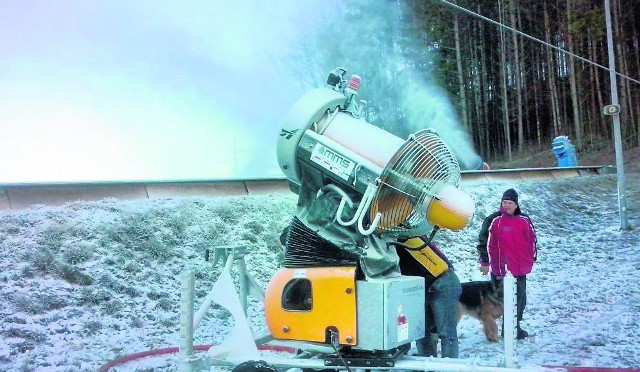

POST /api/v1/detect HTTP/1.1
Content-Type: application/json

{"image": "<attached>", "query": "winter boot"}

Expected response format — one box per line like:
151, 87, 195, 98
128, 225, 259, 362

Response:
516, 326, 529, 339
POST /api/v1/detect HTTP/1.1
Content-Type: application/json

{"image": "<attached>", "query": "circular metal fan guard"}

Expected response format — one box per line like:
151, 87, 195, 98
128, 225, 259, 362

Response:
370, 129, 461, 236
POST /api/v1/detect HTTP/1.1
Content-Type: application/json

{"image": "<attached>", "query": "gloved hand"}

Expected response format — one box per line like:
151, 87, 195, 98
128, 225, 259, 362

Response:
480, 263, 490, 275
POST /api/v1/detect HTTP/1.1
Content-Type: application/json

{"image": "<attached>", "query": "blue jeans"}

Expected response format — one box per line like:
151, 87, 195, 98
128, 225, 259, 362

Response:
416, 270, 462, 358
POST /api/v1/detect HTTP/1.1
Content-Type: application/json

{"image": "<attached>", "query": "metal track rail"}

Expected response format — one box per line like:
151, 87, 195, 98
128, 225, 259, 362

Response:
0, 166, 615, 210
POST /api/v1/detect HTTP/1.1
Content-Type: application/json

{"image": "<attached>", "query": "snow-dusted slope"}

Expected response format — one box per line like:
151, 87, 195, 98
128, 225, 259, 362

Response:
1, 175, 638, 371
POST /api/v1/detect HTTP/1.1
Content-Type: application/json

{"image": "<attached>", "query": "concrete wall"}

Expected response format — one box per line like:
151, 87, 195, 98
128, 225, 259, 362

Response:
0, 180, 291, 211
0, 167, 612, 211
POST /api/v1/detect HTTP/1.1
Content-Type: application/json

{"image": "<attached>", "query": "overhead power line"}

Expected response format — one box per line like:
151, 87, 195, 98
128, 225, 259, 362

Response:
436, 0, 640, 85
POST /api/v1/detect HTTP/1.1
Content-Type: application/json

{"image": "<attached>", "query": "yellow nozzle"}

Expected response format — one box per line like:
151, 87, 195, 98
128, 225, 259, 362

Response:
426, 184, 475, 230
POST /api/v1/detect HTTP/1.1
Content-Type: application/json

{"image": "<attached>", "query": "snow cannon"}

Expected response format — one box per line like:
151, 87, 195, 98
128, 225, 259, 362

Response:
267, 68, 474, 353
277, 68, 474, 234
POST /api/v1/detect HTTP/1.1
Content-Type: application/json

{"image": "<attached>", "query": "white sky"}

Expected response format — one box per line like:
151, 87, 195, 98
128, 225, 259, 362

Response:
0, 0, 309, 182
0, 0, 486, 183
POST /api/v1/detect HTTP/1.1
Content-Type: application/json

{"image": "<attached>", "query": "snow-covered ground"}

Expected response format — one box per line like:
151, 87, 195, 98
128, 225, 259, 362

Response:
1, 174, 639, 371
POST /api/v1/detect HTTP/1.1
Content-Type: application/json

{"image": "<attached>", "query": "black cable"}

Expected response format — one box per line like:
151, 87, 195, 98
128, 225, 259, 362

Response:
386, 227, 440, 251
329, 331, 352, 372
388, 240, 428, 251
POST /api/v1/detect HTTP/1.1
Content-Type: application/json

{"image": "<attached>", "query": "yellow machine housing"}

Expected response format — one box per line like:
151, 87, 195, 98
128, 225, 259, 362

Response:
264, 266, 357, 345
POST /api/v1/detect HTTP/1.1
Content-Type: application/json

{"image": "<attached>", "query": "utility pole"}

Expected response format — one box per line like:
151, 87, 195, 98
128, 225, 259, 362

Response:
603, 0, 629, 230
435, 0, 632, 229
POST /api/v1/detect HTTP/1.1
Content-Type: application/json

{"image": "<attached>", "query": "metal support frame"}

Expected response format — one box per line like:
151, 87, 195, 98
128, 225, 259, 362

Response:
179, 245, 263, 372
179, 271, 206, 372
207, 245, 265, 314
249, 355, 554, 371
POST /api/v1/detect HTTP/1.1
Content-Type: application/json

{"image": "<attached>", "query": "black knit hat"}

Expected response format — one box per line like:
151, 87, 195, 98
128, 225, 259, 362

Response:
502, 188, 519, 204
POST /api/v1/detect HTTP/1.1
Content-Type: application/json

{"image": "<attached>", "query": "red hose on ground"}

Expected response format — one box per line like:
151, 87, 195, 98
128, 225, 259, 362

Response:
97, 344, 297, 372
548, 368, 640, 372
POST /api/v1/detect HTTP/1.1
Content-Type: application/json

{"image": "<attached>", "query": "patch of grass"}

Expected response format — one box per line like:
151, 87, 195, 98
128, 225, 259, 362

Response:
204, 221, 226, 244
22, 246, 94, 285
240, 231, 259, 244
0, 221, 23, 237
53, 325, 69, 334
62, 243, 93, 264
124, 285, 140, 297
3, 327, 47, 342
26, 249, 57, 273
155, 297, 173, 311
265, 220, 288, 254
193, 267, 210, 281
159, 317, 177, 329
215, 203, 242, 224
1, 215, 35, 230
11, 293, 44, 315
15, 340, 36, 354
38, 224, 67, 252
123, 260, 141, 273
96, 272, 138, 296
146, 290, 164, 301
79, 288, 112, 305
110, 346, 126, 356
275, 250, 285, 265
166, 212, 189, 237
101, 299, 124, 316
130, 316, 144, 328
19, 265, 36, 279
11, 292, 71, 314
144, 313, 157, 321
39, 293, 70, 311
3, 315, 27, 324
97, 234, 116, 248
55, 263, 93, 286
97, 209, 186, 263
82, 320, 102, 336
195, 288, 209, 298
243, 220, 264, 235
102, 256, 118, 266
144, 236, 171, 260
97, 272, 123, 290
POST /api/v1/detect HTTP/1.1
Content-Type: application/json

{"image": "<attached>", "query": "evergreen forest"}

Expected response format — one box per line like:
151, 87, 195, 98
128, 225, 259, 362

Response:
288, 0, 640, 164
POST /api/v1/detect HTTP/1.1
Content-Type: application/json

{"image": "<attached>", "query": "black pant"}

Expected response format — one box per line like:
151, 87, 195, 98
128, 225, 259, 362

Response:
492, 274, 527, 328
515, 275, 527, 324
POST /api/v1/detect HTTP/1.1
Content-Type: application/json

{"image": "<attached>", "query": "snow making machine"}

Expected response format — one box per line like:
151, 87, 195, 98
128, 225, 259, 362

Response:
266, 67, 475, 357
179, 68, 558, 372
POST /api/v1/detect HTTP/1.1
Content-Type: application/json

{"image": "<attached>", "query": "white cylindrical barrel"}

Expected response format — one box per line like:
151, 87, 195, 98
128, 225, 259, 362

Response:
322, 112, 404, 168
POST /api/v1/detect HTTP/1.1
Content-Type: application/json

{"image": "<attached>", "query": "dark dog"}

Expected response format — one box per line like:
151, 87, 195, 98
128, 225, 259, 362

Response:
457, 280, 504, 342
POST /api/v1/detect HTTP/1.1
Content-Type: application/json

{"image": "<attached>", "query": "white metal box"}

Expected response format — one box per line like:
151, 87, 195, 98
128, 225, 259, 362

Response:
354, 276, 425, 351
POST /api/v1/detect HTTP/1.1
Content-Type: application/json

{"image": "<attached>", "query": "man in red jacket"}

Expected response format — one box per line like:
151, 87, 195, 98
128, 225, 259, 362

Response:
476, 188, 537, 339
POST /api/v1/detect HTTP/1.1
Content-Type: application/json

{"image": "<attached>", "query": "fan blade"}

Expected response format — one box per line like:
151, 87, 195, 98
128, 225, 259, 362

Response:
370, 191, 413, 229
